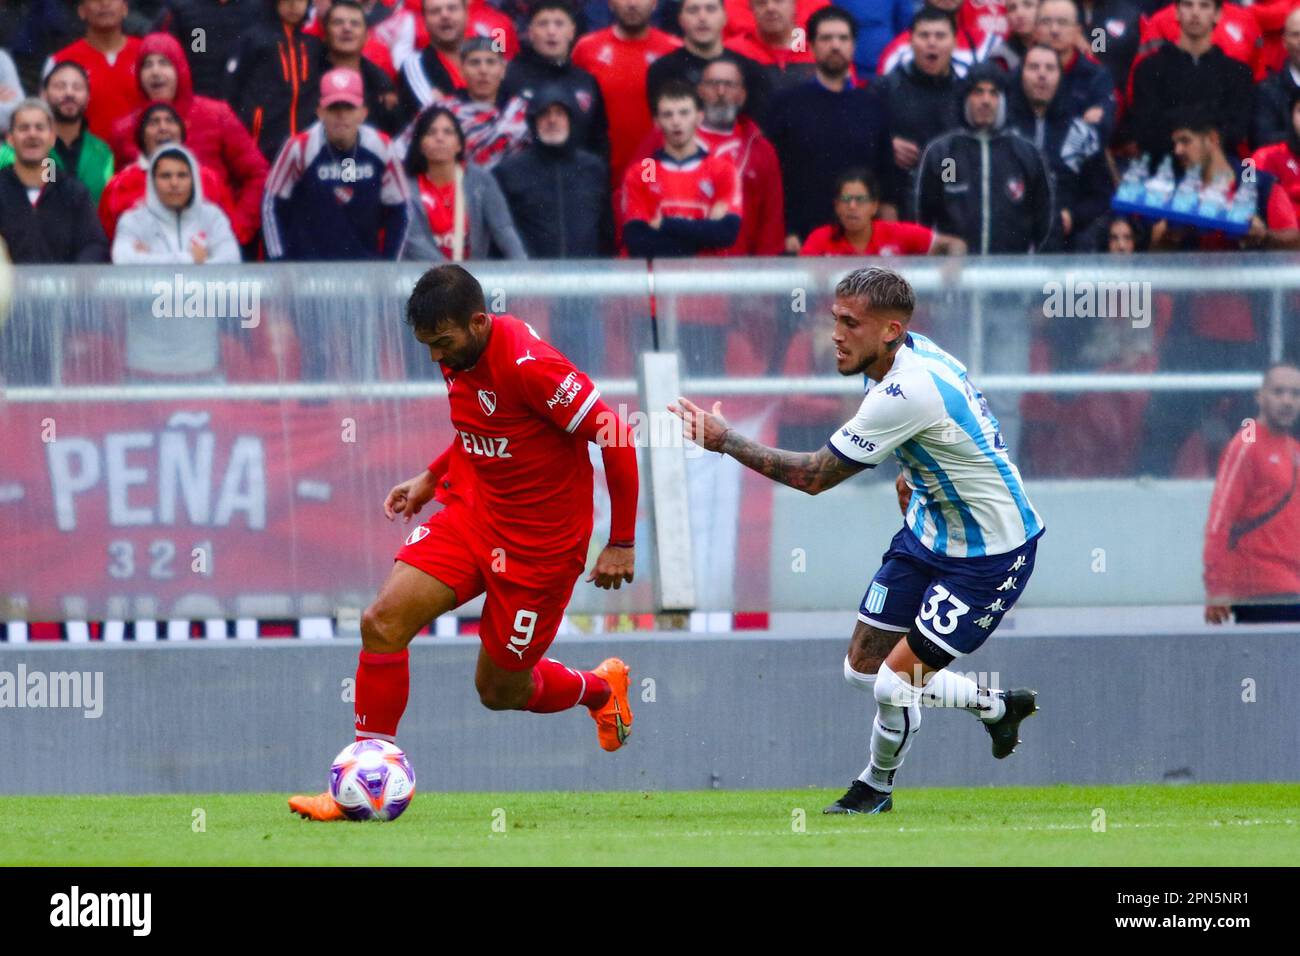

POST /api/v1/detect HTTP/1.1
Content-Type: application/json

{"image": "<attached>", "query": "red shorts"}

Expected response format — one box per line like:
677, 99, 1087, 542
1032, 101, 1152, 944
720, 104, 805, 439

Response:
394, 506, 586, 672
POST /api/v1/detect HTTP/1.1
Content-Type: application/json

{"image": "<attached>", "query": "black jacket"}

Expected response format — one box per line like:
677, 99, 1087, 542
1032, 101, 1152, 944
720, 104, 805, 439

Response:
493, 146, 611, 258
154, 0, 256, 98
0, 166, 108, 263
1058, 51, 1117, 142
766, 78, 894, 239
1006, 84, 1112, 248
501, 46, 610, 160
645, 46, 771, 127
915, 103, 1055, 254
224, 7, 324, 162
1252, 67, 1300, 150
873, 61, 963, 216
1079, 0, 1142, 97
1125, 41, 1254, 160
397, 46, 462, 128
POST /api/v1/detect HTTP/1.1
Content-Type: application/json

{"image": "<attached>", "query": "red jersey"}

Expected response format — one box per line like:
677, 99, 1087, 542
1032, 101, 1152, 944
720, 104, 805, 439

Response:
572, 27, 681, 183
49, 36, 144, 142
1204, 421, 1300, 600
436, 314, 600, 562
620, 145, 743, 243
1250, 142, 1300, 217
1140, 4, 1259, 70
800, 219, 935, 256
723, 0, 829, 41
631, 118, 785, 255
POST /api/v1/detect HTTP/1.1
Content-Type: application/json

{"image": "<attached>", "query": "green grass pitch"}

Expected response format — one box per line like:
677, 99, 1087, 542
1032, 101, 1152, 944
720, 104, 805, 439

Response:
2, 783, 1296, 866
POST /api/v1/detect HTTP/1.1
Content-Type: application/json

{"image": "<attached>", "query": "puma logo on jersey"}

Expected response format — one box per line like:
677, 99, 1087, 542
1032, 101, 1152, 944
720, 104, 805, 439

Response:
458, 430, 512, 458
515, 351, 536, 365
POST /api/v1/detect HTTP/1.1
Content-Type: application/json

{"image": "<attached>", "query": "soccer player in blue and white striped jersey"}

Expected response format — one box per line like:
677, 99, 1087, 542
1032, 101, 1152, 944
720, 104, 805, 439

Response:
671, 266, 1045, 814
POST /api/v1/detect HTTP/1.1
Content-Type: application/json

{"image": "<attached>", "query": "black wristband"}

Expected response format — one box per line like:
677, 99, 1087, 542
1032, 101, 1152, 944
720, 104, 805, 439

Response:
608, 539, 635, 549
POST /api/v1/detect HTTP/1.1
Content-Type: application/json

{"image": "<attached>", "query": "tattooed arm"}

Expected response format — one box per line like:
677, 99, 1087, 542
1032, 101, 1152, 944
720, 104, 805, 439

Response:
670, 397, 864, 496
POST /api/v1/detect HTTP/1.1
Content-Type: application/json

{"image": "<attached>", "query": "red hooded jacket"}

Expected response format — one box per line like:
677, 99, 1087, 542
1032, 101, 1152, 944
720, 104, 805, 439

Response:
109, 33, 269, 244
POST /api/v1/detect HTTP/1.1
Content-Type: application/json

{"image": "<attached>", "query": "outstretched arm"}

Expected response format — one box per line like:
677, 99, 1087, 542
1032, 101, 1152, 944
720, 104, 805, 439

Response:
670, 397, 864, 495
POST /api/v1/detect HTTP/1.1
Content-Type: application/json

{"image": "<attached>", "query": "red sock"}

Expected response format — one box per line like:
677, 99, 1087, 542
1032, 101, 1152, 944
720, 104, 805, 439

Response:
354, 649, 409, 741
524, 658, 611, 713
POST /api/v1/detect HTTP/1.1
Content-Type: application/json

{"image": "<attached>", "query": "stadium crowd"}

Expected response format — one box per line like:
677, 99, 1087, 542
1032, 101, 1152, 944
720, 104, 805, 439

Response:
2, 0, 1299, 478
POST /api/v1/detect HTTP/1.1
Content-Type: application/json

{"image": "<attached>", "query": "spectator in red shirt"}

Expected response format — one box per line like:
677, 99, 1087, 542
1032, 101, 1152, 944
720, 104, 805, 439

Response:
98, 101, 236, 240
633, 55, 784, 255
621, 79, 742, 257
109, 32, 269, 246
801, 167, 966, 255
1204, 361, 1300, 624
573, 0, 681, 186
1250, 90, 1300, 220
46, 0, 143, 142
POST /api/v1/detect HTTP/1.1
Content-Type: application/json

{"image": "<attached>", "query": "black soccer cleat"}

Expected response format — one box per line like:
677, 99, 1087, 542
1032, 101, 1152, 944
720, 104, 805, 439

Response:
823, 780, 893, 815
984, 689, 1038, 759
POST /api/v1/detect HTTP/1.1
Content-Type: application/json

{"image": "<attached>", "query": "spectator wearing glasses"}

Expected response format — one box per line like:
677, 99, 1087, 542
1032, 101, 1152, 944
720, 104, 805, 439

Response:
801, 167, 965, 255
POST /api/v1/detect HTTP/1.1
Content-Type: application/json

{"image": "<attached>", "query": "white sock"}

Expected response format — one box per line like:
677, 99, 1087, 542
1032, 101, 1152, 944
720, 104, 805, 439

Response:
921, 669, 1005, 722
859, 662, 921, 794
842, 655, 876, 694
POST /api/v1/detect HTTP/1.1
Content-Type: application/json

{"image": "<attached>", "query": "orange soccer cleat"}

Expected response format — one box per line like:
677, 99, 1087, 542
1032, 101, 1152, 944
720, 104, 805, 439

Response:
288, 791, 346, 821
589, 657, 632, 752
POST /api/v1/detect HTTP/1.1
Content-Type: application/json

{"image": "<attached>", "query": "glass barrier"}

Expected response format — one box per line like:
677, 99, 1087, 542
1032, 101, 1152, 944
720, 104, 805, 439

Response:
2, 255, 1296, 621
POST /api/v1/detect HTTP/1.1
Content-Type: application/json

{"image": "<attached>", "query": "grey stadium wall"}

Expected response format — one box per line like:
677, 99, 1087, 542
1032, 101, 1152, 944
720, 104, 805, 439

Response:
0, 629, 1296, 794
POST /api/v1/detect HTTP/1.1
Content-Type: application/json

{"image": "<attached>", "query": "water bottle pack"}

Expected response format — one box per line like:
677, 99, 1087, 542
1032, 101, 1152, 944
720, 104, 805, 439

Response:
1110, 153, 1252, 237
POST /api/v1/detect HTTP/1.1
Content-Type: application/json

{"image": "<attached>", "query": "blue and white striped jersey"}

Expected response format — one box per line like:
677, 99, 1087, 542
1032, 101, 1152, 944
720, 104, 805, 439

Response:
827, 332, 1044, 558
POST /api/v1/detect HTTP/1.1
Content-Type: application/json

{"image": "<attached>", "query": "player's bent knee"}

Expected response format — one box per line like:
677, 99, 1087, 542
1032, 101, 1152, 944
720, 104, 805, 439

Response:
874, 662, 922, 709
474, 674, 528, 711
360, 605, 412, 655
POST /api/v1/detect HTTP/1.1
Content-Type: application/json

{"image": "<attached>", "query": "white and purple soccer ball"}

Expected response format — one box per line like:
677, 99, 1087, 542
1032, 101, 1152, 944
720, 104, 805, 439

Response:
329, 740, 416, 821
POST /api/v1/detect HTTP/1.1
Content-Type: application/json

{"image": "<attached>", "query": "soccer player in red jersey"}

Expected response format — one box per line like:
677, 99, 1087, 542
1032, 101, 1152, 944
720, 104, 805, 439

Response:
573, 0, 682, 185
801, 168, 966, 256
290, 265, 639, 821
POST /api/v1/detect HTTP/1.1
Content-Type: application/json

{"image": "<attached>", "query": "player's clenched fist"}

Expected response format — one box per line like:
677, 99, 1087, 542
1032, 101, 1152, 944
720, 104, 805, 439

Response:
668, 397, 730, 452
384, 470, 438, 522
587, 544, 635, 590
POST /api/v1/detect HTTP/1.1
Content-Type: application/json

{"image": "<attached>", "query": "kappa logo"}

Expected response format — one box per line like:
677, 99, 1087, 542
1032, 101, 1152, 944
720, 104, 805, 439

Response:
884, 383, 906, 398
405, 525, 430, 546
478, 390, 497, 416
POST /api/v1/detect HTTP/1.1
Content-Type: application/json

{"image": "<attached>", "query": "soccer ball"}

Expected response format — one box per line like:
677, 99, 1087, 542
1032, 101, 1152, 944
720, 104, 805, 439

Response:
329, 740, 416, 821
